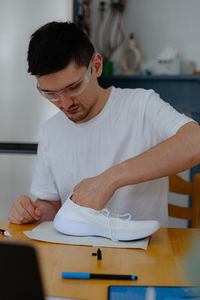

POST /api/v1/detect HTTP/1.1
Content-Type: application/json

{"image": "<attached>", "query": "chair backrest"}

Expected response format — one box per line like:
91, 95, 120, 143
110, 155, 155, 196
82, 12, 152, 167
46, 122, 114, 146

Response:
168, 173, 200, 228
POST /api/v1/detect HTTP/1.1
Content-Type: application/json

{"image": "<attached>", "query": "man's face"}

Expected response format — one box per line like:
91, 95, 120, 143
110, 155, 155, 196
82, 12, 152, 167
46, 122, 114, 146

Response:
37, 58, 101, 123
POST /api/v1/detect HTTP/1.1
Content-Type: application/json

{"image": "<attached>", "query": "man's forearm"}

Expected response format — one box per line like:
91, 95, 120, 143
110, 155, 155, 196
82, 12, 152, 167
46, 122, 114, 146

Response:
70, 122, 200, 210
34, 199, 61, 221
108, 122, 200, 190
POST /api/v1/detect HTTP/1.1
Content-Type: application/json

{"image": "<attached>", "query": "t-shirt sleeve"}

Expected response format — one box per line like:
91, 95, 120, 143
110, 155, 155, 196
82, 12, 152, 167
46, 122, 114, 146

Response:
143, 90, 195, 141
30, 127, 60, 201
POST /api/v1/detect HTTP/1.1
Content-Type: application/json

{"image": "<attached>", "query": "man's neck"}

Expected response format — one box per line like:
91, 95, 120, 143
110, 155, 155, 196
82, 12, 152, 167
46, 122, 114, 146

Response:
95, 86, 111, 115
77, 86, 111, 124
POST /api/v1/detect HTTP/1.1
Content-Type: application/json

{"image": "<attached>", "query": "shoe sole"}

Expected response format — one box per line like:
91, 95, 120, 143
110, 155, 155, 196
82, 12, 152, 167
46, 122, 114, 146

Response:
53, 216, 160, 241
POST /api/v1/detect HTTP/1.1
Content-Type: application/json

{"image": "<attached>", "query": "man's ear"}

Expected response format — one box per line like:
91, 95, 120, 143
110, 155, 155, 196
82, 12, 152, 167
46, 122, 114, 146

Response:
92, 53, 103, 77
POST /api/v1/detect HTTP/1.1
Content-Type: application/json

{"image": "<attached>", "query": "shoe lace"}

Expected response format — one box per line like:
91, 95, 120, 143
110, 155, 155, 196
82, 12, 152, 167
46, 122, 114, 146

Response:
98, 209, 132, 242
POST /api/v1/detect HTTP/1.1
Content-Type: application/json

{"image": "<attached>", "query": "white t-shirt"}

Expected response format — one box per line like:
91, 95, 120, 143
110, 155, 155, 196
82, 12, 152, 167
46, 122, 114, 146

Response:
31, 87, 193, 226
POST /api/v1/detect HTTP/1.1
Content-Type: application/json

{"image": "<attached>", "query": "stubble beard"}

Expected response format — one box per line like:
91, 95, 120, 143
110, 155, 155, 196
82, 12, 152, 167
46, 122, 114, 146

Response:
63, 103, 94, 123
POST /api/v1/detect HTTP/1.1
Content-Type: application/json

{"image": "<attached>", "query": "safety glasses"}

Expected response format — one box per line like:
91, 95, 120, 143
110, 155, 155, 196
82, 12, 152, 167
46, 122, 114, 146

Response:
37, 59, 92, 102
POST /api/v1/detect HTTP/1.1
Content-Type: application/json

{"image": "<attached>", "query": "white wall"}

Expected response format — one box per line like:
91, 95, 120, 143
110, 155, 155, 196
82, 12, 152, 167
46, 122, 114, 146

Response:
91, 0, 200, 74
0, 0, 73, 142
0, 0, 73, 221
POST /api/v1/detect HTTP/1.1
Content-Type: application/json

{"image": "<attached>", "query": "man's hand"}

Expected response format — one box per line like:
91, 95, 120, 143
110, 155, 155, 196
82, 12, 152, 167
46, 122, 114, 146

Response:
8, 195, 61, 224
72, 171, 117, 210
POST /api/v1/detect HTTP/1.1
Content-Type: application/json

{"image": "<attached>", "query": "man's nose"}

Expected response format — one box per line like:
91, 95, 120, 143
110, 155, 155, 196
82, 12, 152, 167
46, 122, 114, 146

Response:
59, 92, 74, 109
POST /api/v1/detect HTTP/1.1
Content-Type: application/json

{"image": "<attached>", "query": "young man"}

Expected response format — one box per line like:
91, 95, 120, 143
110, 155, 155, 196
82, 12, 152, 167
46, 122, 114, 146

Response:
8, 21, 200, 227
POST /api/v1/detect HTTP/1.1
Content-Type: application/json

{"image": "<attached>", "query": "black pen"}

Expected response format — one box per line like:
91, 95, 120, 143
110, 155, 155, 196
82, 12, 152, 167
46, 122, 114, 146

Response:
62, 272, 137, 280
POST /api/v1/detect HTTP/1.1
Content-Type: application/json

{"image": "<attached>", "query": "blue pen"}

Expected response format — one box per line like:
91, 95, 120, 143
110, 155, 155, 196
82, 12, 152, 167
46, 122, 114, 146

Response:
62, 272, 137, 280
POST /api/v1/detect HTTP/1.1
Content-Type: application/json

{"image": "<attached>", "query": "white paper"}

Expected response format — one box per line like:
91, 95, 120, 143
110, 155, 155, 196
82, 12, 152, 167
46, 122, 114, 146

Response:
24, 221, 149, 250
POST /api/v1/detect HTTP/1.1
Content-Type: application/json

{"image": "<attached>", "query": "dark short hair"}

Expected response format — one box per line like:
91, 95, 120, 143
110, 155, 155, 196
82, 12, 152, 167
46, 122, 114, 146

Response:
27, 21, 95, 76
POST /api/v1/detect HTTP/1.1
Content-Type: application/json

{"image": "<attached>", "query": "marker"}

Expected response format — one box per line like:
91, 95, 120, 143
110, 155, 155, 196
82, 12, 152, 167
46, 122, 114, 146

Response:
61, 272, 137, 280
0, 229, 11, 237
97, 248, 102, 260
92, 248, 102, 260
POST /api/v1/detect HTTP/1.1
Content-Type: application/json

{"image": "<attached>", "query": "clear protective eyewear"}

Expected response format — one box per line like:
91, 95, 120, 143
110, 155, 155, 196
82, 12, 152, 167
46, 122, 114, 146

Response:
37, 59, 92, 102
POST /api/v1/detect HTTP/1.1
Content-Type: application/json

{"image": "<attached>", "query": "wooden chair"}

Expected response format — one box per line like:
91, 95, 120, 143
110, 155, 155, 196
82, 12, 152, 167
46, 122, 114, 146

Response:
168, 173, 200, 228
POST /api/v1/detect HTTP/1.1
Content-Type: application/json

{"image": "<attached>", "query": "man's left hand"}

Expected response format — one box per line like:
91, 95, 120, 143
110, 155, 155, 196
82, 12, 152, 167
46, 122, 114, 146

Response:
72, 171, 116, 210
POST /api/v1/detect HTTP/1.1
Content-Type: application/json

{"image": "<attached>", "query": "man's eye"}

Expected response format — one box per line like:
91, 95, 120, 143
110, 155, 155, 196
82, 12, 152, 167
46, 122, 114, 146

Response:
46, 92, 57, 99
69, 82, 81, 90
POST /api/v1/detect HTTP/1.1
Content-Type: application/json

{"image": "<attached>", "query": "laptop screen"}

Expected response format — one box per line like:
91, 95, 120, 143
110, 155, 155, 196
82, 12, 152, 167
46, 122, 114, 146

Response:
0, 240, 45, 300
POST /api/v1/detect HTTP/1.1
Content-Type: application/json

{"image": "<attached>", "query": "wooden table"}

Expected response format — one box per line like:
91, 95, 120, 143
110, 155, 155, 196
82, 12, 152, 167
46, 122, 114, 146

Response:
0, 222, 199, 300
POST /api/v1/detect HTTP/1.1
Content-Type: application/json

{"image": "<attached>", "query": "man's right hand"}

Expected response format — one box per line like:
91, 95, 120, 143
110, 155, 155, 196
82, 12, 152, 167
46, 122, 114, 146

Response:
8, 195, 41, 224
8, 196, 61, 225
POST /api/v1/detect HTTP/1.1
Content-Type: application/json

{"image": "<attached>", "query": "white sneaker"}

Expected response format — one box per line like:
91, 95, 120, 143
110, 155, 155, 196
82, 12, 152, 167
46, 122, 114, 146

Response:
53, 196, 160, 241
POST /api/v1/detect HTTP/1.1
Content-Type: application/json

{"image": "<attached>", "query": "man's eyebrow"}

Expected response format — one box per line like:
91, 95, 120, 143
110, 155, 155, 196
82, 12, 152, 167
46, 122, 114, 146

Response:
39, 76, 83, 93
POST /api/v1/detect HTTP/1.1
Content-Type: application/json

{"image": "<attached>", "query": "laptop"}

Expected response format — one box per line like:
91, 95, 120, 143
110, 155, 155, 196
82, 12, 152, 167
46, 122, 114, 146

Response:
0, 240, 79, 300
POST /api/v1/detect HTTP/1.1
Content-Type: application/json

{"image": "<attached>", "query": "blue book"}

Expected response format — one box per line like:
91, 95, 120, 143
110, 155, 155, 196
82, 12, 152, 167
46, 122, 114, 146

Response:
108, 286, 200, 300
